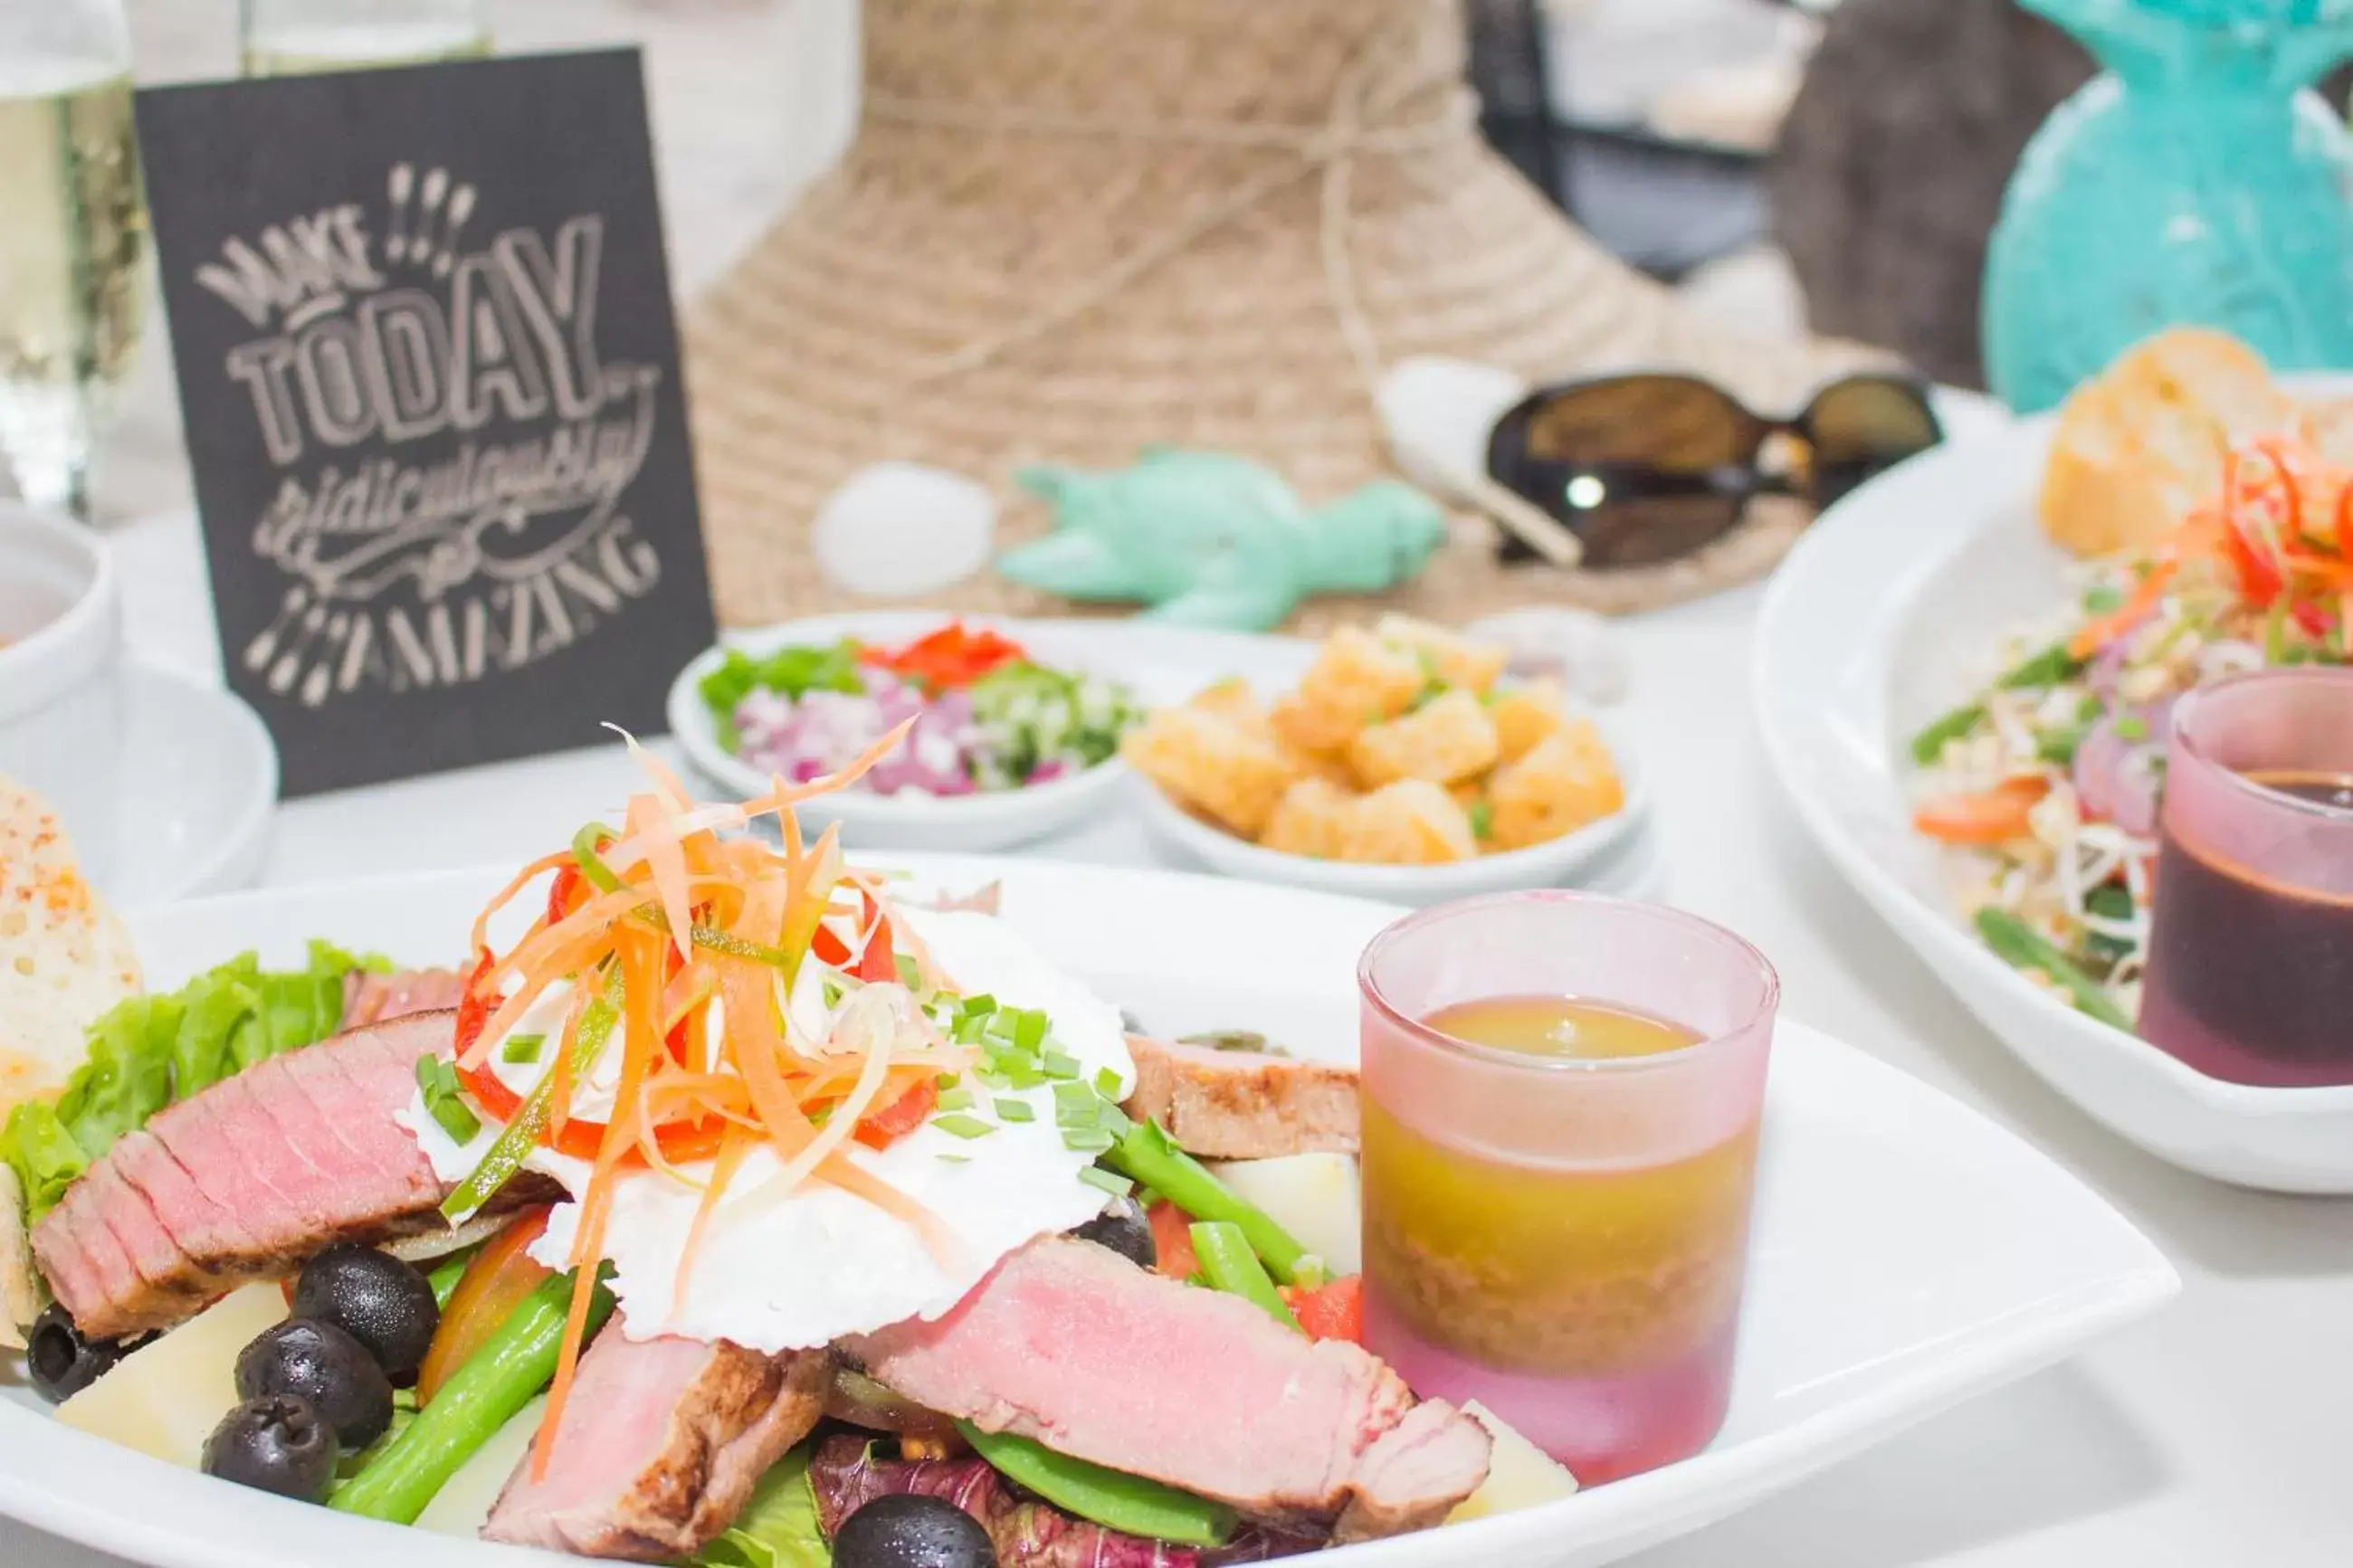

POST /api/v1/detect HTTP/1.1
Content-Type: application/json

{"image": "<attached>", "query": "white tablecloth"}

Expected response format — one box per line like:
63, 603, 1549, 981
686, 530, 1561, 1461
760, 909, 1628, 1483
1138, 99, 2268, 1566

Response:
13, 517, 2351, 1568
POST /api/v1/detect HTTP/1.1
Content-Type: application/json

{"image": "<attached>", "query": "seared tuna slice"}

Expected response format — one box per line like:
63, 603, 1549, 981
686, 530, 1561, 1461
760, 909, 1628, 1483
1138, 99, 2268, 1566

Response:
482, 1327, 831, 1559
341, 966, 466, 1029
808, 1435, 1322, 1567
844, 1238, 1487, 1534
31, 1012, 460, 1338
1121, 1036, 1358, 1158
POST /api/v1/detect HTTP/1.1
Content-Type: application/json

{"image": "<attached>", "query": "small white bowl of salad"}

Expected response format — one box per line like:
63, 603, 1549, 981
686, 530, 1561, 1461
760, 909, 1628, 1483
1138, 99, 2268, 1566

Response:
667, 614, 1146, 851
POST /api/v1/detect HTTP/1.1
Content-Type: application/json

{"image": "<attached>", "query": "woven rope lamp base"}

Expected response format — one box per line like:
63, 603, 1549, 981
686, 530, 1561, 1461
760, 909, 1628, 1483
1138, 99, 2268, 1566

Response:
685, 0, 1862, 632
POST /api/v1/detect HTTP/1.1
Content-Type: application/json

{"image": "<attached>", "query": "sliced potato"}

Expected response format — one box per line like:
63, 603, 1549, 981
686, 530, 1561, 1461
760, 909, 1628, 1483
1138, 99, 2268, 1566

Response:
417, 1395, 545, 1537
1206, 1152, 1360, 1275
1446, 1400, 1580, 1523
56, 1284, 286, 1468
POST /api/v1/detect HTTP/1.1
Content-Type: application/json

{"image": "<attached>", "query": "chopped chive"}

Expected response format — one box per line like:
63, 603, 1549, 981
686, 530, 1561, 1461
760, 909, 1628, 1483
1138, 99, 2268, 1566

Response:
1078, 1167, 1135, 1197
2114, 714, 2148, 741
1043, 1050, 1082, 1081
935, 1114, 997, 1140
1062, 1128, 1117, 1154
975, 1067, 1013, 1091
500, 1033, 546, 1065
1467, 797, 1494, 841
938, 1154, 971, 1165
1097, 1099, 1133, 1138
895, 953, 922, 992
961, 993, 997, 1018
996, 1098, 1036, 1123
937, 1084, 975, 1112
823, 980, 844, 1009
999, 1060, 1045, 1091
426, 1094, 481, 1144
1053, 1082, 1096, 1125
1093, 1067, 1124, 1098
1014, 1011, 1049, 1052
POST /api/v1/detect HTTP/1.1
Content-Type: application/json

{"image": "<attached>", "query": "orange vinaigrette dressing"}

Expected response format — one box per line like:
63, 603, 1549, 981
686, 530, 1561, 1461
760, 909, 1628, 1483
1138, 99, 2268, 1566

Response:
1361, 995, 1759, 1484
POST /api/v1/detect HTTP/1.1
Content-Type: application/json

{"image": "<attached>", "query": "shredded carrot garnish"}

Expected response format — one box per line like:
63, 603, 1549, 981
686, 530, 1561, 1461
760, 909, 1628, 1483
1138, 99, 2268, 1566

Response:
464, 716, 965, 1477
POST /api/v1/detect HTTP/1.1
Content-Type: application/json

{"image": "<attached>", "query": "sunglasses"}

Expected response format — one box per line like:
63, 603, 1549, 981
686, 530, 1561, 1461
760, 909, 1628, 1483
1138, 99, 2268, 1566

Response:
1479, 373, 1944, 570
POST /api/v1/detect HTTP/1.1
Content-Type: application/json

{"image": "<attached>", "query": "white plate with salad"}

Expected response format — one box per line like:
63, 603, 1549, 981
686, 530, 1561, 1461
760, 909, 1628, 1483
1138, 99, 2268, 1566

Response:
0, 821, 2172, 1568
669, 614, 1148, 852
1755, 386, 2353, 1192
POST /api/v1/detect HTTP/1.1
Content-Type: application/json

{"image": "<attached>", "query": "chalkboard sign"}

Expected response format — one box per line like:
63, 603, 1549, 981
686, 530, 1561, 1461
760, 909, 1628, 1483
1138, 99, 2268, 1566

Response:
135, 50, 718, 797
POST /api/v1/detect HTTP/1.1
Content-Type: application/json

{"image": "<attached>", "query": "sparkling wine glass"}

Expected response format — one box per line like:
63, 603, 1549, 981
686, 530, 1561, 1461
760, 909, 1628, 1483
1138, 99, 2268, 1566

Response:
0, 0, 144, 521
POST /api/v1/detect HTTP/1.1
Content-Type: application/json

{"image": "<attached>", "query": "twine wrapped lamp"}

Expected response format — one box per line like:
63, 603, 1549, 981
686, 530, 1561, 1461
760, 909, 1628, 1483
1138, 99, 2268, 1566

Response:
686, 0, 1857, 631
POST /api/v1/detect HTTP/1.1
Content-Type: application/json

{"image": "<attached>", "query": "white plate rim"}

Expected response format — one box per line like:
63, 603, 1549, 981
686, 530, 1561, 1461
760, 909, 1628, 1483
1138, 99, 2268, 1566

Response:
0, 855, 2177, 1568
1751, 415, 2353, 1121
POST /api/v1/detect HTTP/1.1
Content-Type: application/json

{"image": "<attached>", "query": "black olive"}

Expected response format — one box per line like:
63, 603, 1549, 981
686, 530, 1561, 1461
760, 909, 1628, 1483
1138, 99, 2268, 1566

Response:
291, 1244, 439, 1383
202, 1394, 339, 1502
1070, 1194, 1156, 1270
25, 1304, 127, 1404
833, 1493, 996, 1568
235, 1318, 395, 1448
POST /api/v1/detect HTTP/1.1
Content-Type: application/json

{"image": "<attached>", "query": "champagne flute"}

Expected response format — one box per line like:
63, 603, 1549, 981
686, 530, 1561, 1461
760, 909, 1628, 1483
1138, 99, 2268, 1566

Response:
240, 0, 493, 77
0, 0, 144, 521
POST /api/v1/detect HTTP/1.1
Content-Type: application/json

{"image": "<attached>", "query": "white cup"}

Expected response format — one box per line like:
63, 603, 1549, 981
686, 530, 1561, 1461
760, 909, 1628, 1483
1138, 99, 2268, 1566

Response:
0, 506, 128, 889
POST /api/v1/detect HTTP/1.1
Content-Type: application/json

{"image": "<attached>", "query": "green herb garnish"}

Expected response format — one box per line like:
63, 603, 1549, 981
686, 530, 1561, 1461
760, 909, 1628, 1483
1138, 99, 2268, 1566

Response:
935, 1114, 997, 1140
500, 1033, 546, 1066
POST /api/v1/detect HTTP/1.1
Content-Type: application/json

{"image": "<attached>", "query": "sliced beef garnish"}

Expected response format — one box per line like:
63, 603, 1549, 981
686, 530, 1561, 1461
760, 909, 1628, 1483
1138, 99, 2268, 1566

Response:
1121, 1036, 1358, 1159
844, 1237, 1487, 1535
341, 966, 466, 1030
482, 1327, 830, 1559
29, 1010, 497, 1339
808, 1434, 1323, 1567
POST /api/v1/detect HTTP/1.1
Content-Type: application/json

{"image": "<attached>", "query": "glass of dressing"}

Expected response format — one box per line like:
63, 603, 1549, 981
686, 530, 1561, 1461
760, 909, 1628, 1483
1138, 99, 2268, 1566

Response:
239, 0, 491, 76
2139, 667, 2353, 1087
1357, 891, 1777, 1485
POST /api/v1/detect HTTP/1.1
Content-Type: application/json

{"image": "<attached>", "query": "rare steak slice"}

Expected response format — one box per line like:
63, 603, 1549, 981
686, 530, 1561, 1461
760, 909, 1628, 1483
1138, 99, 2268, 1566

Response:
843, 1237, 1487, 1535
1121, 1036, 1358, 1159
482, 1327, 831, 1559
31, 1010, 478, 1339
341, 966, 466, 1029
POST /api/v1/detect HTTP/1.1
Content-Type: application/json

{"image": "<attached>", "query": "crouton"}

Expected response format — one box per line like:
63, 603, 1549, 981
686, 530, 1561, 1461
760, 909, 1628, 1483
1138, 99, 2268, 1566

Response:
1124, 708, 1299, 837
1189, 677, 1273, 736
1487, 679, 1569, 764
1486, 722, 1625, 851
1271, 628, 1426, 754
1338, 780, 1478, 864
1375, 613, 1510, 694
1260, 778, 1357, 859
1348, 689, 1500, 789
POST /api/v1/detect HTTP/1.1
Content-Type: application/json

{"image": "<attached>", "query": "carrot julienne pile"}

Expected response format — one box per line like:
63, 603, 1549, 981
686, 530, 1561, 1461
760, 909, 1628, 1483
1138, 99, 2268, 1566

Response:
443, 720, 980, 1478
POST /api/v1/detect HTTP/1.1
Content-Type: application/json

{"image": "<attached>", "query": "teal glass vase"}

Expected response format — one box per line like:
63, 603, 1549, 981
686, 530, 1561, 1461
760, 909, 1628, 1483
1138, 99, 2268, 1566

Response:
1983, 0, 2353, 413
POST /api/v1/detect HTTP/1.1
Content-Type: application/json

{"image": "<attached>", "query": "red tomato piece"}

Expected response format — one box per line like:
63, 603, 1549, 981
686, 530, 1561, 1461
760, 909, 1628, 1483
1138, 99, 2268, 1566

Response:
853, 1079, 938, 1151
1281, 1275, 1365, 1344
1147, 1201, 1199, 1280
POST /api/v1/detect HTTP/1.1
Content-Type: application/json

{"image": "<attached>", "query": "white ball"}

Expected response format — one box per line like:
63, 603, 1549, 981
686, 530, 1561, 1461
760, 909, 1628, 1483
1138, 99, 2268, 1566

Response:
811, 461, 996, 598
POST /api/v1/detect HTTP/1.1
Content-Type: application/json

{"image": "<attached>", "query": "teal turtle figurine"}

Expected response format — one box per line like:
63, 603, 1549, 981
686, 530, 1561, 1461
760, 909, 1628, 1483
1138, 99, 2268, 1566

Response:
997, 451, 1448, 632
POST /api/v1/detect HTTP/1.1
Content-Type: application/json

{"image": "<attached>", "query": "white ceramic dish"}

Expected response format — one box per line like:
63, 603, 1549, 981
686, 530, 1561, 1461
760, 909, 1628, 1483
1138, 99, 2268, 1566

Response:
0, 509, 277, 908
1131, 758, 1643, 907
667, 613, 1139, 852
0, 857, 2174, 1568
1754, 392, 2353, 1193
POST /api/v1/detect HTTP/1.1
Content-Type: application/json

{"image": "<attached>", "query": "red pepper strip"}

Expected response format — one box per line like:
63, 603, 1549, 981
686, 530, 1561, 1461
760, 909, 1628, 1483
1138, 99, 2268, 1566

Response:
452, 946, 498, 1060
1280, 1275, 1365, 1344
811, 893, 896, 982
864, 623, 1026, 689
853, 1079, 938, 1151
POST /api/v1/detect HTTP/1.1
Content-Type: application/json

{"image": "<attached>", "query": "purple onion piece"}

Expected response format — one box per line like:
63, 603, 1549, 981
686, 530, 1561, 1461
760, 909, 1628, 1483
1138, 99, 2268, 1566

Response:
2072, 698, 2175, 838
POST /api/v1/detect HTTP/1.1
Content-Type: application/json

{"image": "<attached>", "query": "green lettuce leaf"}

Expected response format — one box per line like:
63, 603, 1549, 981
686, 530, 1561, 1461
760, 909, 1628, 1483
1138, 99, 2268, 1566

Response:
2, 938, 392, 1224
698, 1447, 830, 1568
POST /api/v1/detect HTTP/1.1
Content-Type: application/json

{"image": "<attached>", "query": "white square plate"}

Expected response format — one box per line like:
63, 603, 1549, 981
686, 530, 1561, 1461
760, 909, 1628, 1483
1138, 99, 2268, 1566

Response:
0, 856, 2174, 1568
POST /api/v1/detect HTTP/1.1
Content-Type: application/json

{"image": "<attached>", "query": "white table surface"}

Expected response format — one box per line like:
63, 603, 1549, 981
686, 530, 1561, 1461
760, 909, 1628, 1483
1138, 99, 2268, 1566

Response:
14, 517, 2352, 1568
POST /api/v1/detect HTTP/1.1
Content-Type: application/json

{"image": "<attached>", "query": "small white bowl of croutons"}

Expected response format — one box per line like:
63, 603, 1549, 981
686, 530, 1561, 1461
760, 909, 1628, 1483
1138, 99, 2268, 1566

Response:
1122, 616, 1645, 905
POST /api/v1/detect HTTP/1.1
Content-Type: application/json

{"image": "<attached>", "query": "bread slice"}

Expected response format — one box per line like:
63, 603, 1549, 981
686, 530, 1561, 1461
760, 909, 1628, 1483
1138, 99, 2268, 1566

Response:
2039, 328, 2298, 558
0, 776, 140, 1115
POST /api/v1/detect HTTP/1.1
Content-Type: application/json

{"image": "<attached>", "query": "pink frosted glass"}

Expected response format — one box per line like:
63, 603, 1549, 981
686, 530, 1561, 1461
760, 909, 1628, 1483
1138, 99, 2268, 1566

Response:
1357, 892, 1777, 1486
2140, 668, 2353, 1086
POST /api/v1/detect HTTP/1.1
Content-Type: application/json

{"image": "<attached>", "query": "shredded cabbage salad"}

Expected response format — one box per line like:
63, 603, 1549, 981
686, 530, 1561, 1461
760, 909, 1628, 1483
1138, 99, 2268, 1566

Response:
700, 625, 1142, 797
1909, 434, 2353, 1029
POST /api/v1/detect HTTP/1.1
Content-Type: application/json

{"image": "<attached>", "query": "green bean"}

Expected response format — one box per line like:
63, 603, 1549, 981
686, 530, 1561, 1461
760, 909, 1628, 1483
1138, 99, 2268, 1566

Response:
442, 974, 623, 1222
956, 1423, 1235, 1548
1996, 642, 2085, 690
1908, 703, 1986, 765
1104, 1120, 1309, 1284
1973, 908, 2135, 1031
330, 1269, 614, 1525
1188, 1221, 1300, 1331
424, 1249, 474, 1311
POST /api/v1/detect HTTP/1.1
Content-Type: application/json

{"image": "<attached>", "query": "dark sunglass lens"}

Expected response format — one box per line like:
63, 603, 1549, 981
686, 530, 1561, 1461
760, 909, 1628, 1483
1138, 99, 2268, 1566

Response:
1519, 376, 1757, 470
1805, 380, 1941, 502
